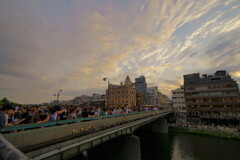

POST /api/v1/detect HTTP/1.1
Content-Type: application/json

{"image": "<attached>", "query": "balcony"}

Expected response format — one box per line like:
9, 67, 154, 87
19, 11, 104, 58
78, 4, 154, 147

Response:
199, 115, 240, 119
185, 95, 240, 99
188, 107, 240, 112
186, 102, 240, 105
185, 87, 237, 93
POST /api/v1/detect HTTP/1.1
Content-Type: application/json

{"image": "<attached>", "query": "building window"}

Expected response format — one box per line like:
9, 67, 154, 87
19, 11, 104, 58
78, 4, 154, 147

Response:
209, 91, 222, 96
225, 84, 235, 88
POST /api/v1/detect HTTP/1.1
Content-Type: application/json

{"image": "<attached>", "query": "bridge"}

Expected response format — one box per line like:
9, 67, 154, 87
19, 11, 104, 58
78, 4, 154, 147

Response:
0, 110, 173, 160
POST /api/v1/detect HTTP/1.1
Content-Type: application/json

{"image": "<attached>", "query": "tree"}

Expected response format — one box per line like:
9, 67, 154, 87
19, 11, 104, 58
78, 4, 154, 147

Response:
0, 97, 20, 106
1, 97, 10, 104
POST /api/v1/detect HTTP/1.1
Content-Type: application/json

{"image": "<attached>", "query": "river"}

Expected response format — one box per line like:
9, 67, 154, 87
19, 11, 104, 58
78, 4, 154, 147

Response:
136, 131, 240, 160
85, 130, 240, 160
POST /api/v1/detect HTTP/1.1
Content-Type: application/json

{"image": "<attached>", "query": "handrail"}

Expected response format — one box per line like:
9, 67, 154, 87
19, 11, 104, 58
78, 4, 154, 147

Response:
0, 134, 28, 160
1, 110, 168, 133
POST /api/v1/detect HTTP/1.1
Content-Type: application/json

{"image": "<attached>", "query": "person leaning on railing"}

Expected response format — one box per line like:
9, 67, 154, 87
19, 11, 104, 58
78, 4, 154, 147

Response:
36, 106, 66, 123
0, 104, 16, 129
0, 105, 6, 129
11, 107, 31, 125
1, 105, 161, 127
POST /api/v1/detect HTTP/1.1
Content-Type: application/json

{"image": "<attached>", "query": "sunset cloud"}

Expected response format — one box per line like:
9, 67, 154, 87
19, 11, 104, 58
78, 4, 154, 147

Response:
0, 0, 239, 103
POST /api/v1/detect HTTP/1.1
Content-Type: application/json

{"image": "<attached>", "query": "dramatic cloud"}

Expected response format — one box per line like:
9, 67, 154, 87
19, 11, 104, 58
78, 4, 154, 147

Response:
0, 0, 239, 103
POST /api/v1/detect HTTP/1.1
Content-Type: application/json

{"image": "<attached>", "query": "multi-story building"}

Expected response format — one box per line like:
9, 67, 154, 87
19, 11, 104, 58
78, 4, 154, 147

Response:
90, 93, 101, 101
158, 92, 169, 105
73, 96, 82, 105
172, 85, 186, 115
147, 86, 171, 107
134, 75, 147, 104
106, 76, 136, 108
79, 95, 91, 104
147, 86, 158, 105
184, 70, 240, 125
136, 92, 145, 106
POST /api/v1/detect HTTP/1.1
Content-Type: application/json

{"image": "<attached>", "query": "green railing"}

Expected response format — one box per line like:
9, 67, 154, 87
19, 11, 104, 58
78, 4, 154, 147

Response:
1, 110, 164, 133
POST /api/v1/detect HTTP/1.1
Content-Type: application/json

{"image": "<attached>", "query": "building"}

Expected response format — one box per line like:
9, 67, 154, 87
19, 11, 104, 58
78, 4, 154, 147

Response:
101, 94, 106, 99
79, 95, 91, 104
73, 96, 81, 105
134, 75, 147, 104
172, 85, 186, 115
147, 87, 158, 106
58, 99, 74, 106
136, 92, 145, 106
147, 86, 171, 107
72, 95, 91, 105
90, 93, 101, 101
184, 70, 240, 125
106, 76, 136, 108
157, 91, 171, 107
50, 100, 60, 105
90, 94, 105, 108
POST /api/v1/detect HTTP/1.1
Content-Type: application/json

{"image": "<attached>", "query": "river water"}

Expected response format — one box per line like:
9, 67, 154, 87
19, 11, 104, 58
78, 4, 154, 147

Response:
136, 131, 240, 160
86, 130, 240, 160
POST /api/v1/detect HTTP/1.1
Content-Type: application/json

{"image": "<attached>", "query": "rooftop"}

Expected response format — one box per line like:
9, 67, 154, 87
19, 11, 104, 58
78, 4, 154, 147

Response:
184, 70, 234, 85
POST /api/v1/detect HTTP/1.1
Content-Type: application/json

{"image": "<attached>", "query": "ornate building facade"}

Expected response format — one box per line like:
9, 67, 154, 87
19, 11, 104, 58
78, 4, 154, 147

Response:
106, 76, 136, 108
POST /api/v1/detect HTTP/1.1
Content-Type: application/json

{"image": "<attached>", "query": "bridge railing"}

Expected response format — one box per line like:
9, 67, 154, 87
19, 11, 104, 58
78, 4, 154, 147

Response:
0, 134, 28, 160
1, 110, 170, 133
2, 110, 172, 152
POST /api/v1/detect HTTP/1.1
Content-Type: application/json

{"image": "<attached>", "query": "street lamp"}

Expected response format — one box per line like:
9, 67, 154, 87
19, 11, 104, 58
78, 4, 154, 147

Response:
103, 77, 110, 88
54, 89, 62, 104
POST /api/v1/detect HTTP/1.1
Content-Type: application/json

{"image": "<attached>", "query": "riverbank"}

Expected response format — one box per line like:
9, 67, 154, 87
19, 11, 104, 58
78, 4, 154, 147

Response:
169, 125, 240, 140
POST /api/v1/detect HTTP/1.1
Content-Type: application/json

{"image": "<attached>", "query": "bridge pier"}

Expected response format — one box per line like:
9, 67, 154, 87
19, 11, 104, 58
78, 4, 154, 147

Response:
112, 134, 141, 160
89, 134, 141, 160
167, 113, 176, 123
142, 118, 168, 133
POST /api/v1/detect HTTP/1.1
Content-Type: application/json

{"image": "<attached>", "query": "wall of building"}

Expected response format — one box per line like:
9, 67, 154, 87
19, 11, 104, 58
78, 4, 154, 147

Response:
106, 76, 136, 107
147, 87, 158, 105
184, 70, 240, 125
172, 86, 186, 114
135, 76, 147, 104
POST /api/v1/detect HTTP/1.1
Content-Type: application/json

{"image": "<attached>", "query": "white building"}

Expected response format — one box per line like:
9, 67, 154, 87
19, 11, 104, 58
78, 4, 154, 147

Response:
91, 93, 101, 101
172, 85, 186, 115
147, 86, 158, 105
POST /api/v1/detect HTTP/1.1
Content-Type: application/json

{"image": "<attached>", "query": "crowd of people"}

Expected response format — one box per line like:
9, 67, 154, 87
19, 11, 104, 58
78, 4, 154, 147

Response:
173, 113, 240, 131
0, 104, 159, 129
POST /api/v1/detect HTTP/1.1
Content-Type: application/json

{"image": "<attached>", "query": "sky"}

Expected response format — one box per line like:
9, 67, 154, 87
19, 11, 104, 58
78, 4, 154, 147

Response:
0, 0, 240, 104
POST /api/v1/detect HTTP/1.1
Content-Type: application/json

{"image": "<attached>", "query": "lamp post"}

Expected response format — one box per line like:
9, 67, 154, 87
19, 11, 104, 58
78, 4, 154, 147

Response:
103, 77, 110, 88
54, 89, 62, 104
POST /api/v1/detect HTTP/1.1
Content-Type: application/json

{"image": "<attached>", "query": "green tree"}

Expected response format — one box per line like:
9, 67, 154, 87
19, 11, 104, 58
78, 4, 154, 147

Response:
0, 97, 20, 106
1, 97, 10, 104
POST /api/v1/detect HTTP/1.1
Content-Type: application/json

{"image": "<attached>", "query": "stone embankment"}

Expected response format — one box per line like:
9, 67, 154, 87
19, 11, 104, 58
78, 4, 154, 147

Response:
169, 124, 240, 140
